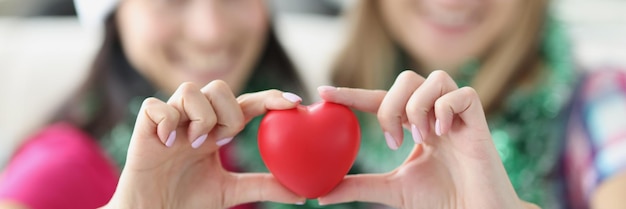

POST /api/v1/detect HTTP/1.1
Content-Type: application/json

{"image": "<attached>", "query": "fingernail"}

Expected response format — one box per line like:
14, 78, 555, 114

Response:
216, 137, 233, 147
435, 119, 442, 136
317, 199, 326, 206
165, 131, 177, 147
384, 132, 398, 150
317, 85, 337, 93
411, 124, 423, 144
282, 92, 302, 103
191, 134, 208, 149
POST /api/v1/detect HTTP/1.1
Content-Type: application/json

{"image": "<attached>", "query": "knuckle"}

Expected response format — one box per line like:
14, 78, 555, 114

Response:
377, 111, 402, 125
223, 116, 246, 133
178, 82, 200, 93
428, 70, 458, 88
141, 97, 162, 108
398, 70, 417, 78
405, 105, 418, 118
206, 114, 218, 126
198, 115, 218, 130
179, 81, 199, 90
205, 80, 231, 92
234, 121, 246, 133
406, 106, 429, 122
460, 86, 478, 97
233, 116, 246, 131
428, 70, 453, 83
434, 98, 453, 115
429, 70, 450, 79
142, 98, 179, 122
397, 70, 420, 82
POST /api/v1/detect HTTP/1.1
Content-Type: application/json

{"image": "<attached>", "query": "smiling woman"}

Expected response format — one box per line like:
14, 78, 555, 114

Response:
325, 0, 626, 208
0, 0, 316, 208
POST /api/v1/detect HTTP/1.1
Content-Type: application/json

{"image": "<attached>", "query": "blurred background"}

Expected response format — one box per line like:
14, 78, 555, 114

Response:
0, 0, 625, 166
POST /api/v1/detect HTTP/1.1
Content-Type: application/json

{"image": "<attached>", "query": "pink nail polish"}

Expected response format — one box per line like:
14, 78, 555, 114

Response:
411, 124, 423, 144
165, 131, 177, 147
192, 134, 208, 149
216, 137, 233, 147
317, 85, 337, 93
282, 92, 302, 103
435, 119, 442, 136
384, 132, 398, 150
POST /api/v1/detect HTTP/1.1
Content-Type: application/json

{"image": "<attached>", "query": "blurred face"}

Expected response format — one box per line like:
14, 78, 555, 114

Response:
379, 0, 520, 70
117, 0, 268, 94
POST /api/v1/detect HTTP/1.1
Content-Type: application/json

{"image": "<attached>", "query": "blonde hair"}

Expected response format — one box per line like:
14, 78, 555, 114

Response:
332, 0, 549, 112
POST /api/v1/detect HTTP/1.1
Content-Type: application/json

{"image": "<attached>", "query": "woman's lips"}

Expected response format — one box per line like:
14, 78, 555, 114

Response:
421, 5, 478, 36
174, 51, 237, 83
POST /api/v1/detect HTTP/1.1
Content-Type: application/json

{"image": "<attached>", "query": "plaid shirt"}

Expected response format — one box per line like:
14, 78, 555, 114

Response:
565, 67, 626, 208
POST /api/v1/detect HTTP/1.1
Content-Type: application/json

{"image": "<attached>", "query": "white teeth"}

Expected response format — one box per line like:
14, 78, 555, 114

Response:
431, 12, 468, 27
428, 5, 471, 27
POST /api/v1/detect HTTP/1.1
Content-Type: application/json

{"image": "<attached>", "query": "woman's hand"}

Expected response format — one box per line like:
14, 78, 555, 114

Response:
317, 70, 532, 209
103, 81, 306, 209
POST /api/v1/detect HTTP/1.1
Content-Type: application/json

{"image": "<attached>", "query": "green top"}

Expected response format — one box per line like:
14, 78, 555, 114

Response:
102, 16, 576, 209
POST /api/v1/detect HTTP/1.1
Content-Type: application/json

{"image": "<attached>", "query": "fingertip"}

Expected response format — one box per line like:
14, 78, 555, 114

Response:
317, 194, 337, 206
282, 92, 302, 103
216, 137, 233, 147
384, 132, 399, 150
317, 86, 339, 102
410, 124, 423, 144
317, 198, 327, 206
165, 130, 176, 147
435, 119, 442, 136
191, 134, 208, 148
317, 85, 337, 94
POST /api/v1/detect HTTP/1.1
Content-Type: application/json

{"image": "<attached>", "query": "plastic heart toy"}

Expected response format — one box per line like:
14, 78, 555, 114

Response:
258, 101, 360, 198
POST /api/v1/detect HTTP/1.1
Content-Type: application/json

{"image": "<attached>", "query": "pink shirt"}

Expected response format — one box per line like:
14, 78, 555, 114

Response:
0, 123, 119, 209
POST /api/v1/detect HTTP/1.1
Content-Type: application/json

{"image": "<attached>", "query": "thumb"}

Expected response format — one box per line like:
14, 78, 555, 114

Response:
317, 86, 387, 114
223, 173, 306, 207
318, 174, 400, 208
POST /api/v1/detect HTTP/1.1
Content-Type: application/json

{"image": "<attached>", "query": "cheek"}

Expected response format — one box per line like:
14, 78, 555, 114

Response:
380, 1, 411, 37
118, 3, 175, 88
120, 11, 171, 65
232, 3, 268, 46
226, 2, 269, 82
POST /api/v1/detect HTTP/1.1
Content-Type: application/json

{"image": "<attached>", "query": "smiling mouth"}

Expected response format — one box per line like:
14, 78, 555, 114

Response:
173, 51, 237, 83
420, 4, 481, 35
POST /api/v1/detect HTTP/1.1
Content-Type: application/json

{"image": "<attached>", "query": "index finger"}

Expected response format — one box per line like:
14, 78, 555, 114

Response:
317, 86, 387, 113
237, 89, 302, 123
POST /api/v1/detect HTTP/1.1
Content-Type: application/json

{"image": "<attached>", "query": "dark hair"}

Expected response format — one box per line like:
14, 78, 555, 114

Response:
55, 12, 307, 139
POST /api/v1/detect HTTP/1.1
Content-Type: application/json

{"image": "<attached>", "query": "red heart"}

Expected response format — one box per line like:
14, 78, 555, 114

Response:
258, 101, 360, 198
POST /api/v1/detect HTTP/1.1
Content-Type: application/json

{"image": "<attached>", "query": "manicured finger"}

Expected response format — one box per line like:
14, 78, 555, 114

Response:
224, 173, 306, 207
405, 70, 458, 142
318, 174, 400, 208
317, 86, 387, 113
433, 86, 488, 136
237, 89, 302, 122
136, 97, 180, 147
377, 70, 425, 150
200, 80, 245, 146
167, 82, 216, 148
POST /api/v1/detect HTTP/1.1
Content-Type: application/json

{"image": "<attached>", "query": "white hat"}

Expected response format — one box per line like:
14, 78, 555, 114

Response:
74, 0, 119, 30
